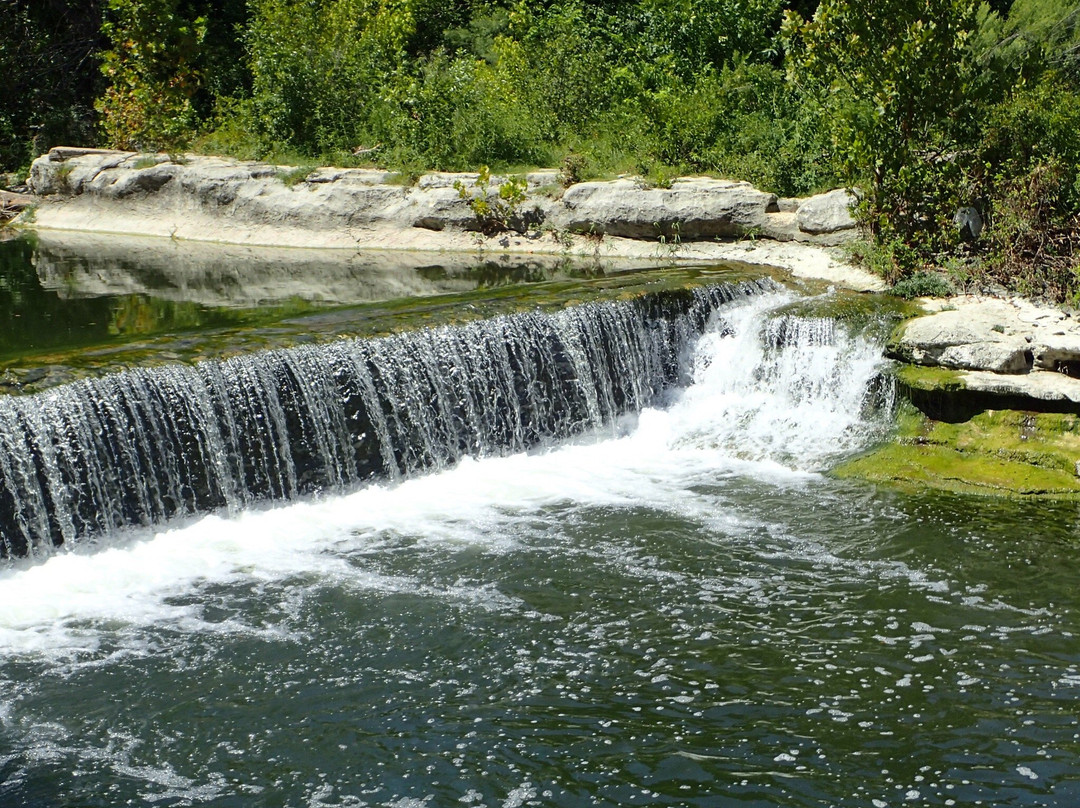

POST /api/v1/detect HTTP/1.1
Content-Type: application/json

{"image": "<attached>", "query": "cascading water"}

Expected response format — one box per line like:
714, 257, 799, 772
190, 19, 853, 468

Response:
0, 285, 902, 636
4, 281, 1075, 808
0, 279, 776, 559
669, 300, 896, 470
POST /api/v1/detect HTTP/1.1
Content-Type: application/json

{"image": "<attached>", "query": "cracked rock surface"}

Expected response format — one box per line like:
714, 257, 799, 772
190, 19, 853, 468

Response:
890, 295, 1080, 409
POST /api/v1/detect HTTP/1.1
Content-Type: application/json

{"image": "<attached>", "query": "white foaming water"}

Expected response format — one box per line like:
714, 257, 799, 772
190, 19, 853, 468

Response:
672, 294, 891, 469
0, 291, 893, 657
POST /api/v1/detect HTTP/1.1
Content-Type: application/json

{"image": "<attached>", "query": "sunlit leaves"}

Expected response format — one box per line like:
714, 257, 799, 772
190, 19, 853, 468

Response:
96, 0, 206, 150
784, 0, 978, 246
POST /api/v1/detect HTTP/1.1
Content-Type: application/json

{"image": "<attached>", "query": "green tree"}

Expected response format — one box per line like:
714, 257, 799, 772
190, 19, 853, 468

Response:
784, 0, 978, 249
246, 0, 420, 153
632, 0, 785, 71
0, 0, 104, 171
189, 0, 252, 117
96, 0, 206, 151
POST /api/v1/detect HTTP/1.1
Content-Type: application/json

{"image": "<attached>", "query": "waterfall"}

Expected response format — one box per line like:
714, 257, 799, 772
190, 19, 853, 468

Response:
670, 302, 896, 470
0, 280, 775, 559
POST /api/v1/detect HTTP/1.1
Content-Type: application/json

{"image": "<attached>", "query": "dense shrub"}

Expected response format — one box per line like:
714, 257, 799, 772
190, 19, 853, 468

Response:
891, 271, 956, 299
97, 0, 205, 150
218, 0, 830, 192
784, 0, 977, 259
0, 0, 104, 171
975, 73, 1080, 301
11, 0, 1080, 303
783, 0, 1080, 299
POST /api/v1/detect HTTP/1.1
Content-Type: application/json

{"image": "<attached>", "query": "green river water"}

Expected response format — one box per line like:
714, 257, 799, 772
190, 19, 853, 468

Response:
0, 234, 1078, 807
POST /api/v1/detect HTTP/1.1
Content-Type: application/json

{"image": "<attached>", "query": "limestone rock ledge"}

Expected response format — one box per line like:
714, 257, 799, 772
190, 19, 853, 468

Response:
888, 295, 1080, 417
833, 291, 1080, 499
22, 148, 858, 249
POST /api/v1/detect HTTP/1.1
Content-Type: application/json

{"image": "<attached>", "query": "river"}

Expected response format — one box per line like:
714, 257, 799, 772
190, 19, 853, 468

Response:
0, 235, 1078, 807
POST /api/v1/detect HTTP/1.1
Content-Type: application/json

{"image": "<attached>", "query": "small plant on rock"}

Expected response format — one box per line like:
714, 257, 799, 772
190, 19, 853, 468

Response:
454, 166, 529, 234
278, 165, 314, 187
54, 162, 76, 194
891, 270, 955, 299
560, 152, 588, 187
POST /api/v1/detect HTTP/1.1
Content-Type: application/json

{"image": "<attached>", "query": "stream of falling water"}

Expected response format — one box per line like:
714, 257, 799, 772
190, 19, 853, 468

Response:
1, 290, 1078, 807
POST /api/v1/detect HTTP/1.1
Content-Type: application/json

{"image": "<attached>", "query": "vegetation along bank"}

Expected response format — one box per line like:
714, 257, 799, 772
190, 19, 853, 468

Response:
3, 0, 1079, 299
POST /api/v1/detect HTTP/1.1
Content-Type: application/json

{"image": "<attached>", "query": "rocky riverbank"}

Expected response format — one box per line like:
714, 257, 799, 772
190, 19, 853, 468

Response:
16, 147, 882, 292
836, 293, 1080, 498
888, 295, 1080, 415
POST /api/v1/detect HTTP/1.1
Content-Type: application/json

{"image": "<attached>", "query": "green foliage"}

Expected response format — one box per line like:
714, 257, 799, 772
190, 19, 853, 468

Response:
845, 238, 907, 283
277, 165, 315, 187
953, 3, 1080, 301
972, 0, 1080, 84
246, 0, 389, 153
0, 1, 104, 171
377, 46, 548, 171
891, 271, 956, 299
784, 0, 977, 253
54, 163, 76, 194
232, 0, 827, 186
975, 72, 1080, 298
559, 152, 589, 187
631, 0, 786, 69
97, 0, 206, 151
786, 0, 1080, 300
629, 59, 836, 194
453, 167, 529, 234
18, 0, 1080, 304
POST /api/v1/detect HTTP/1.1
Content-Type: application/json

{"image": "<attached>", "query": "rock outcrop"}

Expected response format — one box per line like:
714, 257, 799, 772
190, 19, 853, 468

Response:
847, 293, 1080, 496
796, 189, 858, 236
553, 178, 779, 239
889, 306, 1034, 373
889, 296, 1080, 416
23, 148, 859, 248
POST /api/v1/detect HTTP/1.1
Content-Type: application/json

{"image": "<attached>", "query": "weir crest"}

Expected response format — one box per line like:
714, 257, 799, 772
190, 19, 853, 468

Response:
0, 279, 777, 558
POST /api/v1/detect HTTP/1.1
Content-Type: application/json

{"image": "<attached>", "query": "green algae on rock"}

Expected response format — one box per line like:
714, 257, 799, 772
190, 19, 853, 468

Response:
834, 402, 1080, 498
771, 288, 920, 341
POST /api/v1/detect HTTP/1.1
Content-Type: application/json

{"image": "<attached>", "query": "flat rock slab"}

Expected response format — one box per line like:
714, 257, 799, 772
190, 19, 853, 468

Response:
555, 177, 777, 239
23, 148, 862, 248
893, 295, 1080, 415
962, 369, 1080, 405
892, 296, 1080, 375
890, 306, 1034, 373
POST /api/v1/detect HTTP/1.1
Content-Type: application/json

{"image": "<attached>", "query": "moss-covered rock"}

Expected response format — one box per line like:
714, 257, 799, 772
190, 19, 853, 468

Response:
771, 289, 919, 340
834, 403, 1080, 498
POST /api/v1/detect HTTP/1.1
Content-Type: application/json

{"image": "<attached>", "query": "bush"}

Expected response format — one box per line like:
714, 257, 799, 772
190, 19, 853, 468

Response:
245, 0, 376, 154
637, 60, 836, 195
0, 1, 104, 171
97, 0, 205, 151
963, 70, 1080, 301
784, 0, 978, 247
891, 270, 955, 299
379, 49, 546, 171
